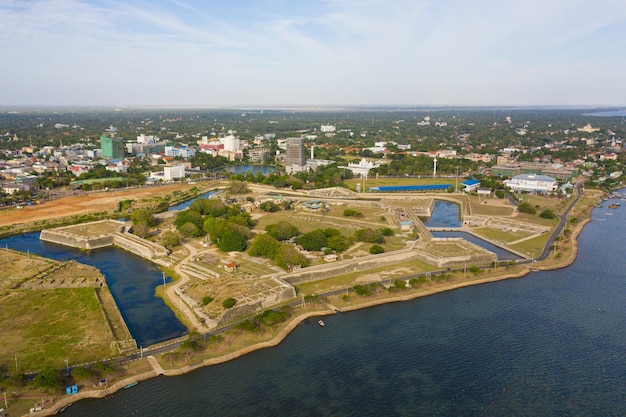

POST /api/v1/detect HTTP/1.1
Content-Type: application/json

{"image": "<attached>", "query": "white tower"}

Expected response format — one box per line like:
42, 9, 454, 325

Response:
433, 157, 438, 178
311, 144, 315, 160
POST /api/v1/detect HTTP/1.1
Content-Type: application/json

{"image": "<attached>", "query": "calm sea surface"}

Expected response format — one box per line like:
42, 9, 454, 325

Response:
58, 191, 626, 416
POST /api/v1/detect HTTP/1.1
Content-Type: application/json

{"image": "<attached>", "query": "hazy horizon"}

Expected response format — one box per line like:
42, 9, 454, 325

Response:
2, 0, 626, 108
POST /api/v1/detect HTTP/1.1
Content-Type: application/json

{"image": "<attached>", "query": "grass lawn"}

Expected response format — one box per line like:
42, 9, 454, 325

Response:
513, 212, 560, 227
510, 234, 551, 258
471, 227, 535, 243
468, 200, 515, 216
518, 193, 567, 213
0, 288, 119, 371
296, 259, 438, 295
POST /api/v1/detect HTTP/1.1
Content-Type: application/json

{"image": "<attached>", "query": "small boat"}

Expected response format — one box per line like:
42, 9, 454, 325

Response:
318, 320, 325, 327
608, 204, 618, 209
124, 381, 138, 389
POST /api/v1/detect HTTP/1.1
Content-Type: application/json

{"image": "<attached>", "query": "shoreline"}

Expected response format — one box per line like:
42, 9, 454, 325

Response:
25, 186, 602, 417
31, 214, 592, 417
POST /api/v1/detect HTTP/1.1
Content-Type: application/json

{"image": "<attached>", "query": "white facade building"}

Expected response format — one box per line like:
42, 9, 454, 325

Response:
504, 174, 557, 194
346, 158, 380, 178
220, 135, 240, 152
163, 164, 186, 181
321, 124, 336, 133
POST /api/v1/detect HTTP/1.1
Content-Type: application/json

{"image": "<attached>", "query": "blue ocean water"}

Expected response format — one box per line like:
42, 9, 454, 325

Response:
60, 192, 626, 416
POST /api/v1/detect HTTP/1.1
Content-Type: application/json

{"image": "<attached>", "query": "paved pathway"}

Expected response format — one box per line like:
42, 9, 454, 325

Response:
165, 242, 205, 332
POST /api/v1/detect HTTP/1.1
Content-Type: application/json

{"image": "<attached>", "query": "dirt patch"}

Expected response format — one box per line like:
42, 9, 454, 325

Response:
0, 183, 198, 228
355, 267, 414, 283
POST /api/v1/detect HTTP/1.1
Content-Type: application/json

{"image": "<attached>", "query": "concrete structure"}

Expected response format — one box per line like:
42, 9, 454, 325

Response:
100, 135, 125, 159
248, 146, 271, 163
346, 158, 380, 178
285, 137, 306, 174
164, 164, 185, 181
490, 162, 577, 181
40, 220, 169, 259
220, 135, 240, 152
504, 174, 557, 194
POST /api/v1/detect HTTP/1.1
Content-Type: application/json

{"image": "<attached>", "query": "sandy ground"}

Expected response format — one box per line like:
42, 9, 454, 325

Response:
0, 184, 192, 227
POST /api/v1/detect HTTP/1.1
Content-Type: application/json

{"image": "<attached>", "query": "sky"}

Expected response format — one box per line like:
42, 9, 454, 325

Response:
2, 0, 626, 107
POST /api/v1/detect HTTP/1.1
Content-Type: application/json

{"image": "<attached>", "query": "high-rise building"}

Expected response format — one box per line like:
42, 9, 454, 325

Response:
285, 137, 305, 167
100, 135, 125, 159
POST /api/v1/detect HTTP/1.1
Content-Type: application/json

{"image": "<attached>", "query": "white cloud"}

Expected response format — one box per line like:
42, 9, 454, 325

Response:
1, 0, 626, 106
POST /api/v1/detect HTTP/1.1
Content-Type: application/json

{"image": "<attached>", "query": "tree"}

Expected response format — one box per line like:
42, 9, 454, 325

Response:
327, 235, 352, 252
31, 365, 63, 390
259, 201, 281, 212
355, 228, 385, 243
248, 234, 281, 259
174, 209, 204, 232
517, 202, 537, 214
297, 229, 328, 251
130, 208, 155, 226
369, 244, 385, 254
217, 228, 248, 252
539, 209, 557, 219
265, 221, 299, 241
202, 296, 214, 305
161, 230, 182, 249
276, 244, 309, 270
343, 208, 363, 218
133, 222, 150, 238
223, 297, 236, 308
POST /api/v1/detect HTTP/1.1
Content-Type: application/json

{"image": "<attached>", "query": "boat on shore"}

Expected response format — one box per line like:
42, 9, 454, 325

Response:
124, 382, 138, 389
318, 320, 325, 327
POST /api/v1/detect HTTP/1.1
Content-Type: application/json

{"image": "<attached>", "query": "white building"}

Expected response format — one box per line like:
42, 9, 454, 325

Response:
346, 158, 380, 178
321, 124, 336, 133
164, 164, 186, 181
220, 135, 240, 152
137, 134, 158, 144
504, 174, 557, 194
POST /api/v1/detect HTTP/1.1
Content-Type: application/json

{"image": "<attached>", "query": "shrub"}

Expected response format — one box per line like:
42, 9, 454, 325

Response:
222, 298, 236, 309
539, 209, 557, 219
202, 296, 213, 305
343, 208, 363, 218
369, 244, 385, 254
517, 202, 536, 214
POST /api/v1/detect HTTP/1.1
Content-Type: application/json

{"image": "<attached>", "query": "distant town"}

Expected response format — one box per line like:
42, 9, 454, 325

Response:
0, 107, 623, 205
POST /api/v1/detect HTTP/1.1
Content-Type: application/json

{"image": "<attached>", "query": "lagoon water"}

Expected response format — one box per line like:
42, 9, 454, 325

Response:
423, 201, 462, 228
60, 192, 626, 416
0, 233, 187, 346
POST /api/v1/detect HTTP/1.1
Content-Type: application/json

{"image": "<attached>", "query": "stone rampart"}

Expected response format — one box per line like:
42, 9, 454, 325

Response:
40, 229, 114, 249
40, 221, 169, 260
216, 282, 296, 326
279, 249, 417, 285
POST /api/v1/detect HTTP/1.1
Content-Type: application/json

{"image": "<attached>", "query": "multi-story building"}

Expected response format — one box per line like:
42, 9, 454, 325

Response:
164, 164, 185, 181
100, 135, 125, 159
248, 147, 271, 163
504, 174, 557, 194
220, 135, 240, 152
285, 137, 306, 173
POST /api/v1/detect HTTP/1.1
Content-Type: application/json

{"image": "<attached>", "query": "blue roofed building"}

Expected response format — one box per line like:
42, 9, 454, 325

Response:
369, 184, 452, 192
461, 179, 480, 192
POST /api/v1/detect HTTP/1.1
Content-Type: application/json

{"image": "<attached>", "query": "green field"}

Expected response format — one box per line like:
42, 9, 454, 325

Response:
471, 227, 535, 243
0, 288, 120, 371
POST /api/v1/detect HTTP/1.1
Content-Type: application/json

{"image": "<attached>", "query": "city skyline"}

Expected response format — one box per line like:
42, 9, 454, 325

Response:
2, 0, 626, 107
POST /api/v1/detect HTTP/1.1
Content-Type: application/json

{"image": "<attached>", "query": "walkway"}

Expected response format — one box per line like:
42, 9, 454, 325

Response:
164, 242, 206, 332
